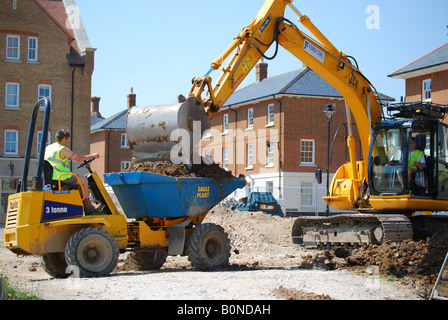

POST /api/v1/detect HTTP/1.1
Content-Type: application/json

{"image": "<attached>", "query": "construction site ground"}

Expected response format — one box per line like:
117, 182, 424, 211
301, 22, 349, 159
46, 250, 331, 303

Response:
1, 205, 447, 300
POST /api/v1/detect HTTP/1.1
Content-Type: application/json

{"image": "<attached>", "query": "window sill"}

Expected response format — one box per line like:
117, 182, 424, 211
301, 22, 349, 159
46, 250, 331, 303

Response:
4, 106, 21, 110
299, 163, 317, 167
245, 166, 254, 170
265, 123, 275, 128
265, 164, 274, 168
246, 127, 254, 131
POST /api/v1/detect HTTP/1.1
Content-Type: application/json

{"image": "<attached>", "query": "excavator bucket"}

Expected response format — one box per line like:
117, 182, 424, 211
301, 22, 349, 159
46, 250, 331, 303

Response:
126, 95, 210, 163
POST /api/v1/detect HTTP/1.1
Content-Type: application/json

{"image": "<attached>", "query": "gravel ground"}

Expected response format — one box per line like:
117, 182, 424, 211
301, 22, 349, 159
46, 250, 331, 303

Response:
0, 206, 425, 301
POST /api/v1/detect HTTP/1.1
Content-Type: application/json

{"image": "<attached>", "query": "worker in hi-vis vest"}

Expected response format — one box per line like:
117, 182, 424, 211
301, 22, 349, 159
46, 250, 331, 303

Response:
45, 129, 100, 214
408, 136, 426, 184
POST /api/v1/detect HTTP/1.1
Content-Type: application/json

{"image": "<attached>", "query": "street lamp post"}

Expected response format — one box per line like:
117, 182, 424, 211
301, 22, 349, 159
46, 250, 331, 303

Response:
323, 104, 335, 216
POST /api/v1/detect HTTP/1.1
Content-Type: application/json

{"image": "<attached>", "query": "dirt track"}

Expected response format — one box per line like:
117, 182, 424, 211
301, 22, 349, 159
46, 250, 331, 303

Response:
1, 205, 443, 300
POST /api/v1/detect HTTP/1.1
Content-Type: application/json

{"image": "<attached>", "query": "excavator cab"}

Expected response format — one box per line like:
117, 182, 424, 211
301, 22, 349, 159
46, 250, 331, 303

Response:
369, 102, 448, 203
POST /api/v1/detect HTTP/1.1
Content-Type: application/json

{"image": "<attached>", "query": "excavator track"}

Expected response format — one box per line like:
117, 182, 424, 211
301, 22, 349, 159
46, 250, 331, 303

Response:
292, 214, 413, 249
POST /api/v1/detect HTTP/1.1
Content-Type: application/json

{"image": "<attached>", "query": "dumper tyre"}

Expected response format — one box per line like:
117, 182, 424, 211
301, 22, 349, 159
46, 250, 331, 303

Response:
65, 227, 119, 278
187, 223, 230, 271
128, 248, 168, 270
40, 253, 70, 279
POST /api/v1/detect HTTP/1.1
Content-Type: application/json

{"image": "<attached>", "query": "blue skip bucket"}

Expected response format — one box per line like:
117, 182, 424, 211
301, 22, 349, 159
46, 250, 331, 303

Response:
104, 172, 245, 219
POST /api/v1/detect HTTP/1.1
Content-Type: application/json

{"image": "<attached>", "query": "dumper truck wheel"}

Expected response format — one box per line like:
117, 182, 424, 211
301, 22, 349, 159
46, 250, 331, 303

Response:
187, 223, 230, 270
41, 253, 70, 279
65, 227, 119, 278
128, 248, 168, 270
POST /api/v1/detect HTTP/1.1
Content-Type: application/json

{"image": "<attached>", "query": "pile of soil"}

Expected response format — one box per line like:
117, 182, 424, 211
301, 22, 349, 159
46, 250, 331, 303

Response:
299, 233, 448, 286
121, 160, 236, 181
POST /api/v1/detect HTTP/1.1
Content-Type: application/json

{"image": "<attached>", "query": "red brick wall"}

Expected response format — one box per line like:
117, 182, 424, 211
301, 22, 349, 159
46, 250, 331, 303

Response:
202, 95, 357, 176
0, 0, 93, 165
405, 70, 448, 105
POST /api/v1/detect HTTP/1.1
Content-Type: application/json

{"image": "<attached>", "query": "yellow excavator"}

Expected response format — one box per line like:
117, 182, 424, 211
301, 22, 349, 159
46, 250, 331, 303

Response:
127, 0, 448, 248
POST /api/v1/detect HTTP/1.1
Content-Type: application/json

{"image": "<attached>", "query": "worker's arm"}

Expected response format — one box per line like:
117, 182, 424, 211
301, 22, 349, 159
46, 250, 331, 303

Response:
60, 147, 99, 162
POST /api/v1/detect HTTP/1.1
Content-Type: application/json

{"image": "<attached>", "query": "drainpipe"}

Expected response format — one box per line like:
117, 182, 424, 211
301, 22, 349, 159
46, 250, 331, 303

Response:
70, 65, 76, 171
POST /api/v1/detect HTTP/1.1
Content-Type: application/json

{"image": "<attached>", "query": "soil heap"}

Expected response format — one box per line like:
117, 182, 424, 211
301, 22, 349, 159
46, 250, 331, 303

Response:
121, 160, 236, 181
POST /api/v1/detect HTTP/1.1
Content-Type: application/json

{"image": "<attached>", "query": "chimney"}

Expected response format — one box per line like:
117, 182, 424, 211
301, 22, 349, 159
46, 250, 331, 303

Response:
127, 87, 136, 108
91, 96, 101, 115
256, 60, 268, 82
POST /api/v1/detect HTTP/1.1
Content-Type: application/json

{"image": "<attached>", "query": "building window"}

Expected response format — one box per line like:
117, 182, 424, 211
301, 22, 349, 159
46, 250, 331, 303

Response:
121, 133, 129, 148
300, 139, 315, 165
267, 104, 274, 125
246, 143, 253, 169
222, 147, 228, 170
247, 108, 254, 128
222, 113, 228, 134
5, 130, 18, 155
121, 161, 132, 171
28, 37, 38, 62
266, 140, 274, 166
5, 83, 19, 108
300, 181, 314, 208
37, 131, 50, 156
6, 35, 20, 60
266, 181, 273, 194
422, 79, 431, 102
38, 84, 51, 101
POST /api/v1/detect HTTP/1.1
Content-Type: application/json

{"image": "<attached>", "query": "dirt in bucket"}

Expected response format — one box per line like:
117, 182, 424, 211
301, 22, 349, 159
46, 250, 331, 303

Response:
121, 160, 238, 182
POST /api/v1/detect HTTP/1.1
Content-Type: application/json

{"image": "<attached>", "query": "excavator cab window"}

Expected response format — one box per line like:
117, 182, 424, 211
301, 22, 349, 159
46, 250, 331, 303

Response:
437, 124, 448, 199
370, 127, 407, 195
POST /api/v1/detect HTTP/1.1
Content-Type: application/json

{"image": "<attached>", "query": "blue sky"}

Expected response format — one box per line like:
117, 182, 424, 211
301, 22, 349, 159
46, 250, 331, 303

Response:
75, 0, 448, 119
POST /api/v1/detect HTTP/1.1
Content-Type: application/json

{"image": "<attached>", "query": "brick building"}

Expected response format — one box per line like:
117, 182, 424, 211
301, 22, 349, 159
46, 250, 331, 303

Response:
389, 42, 448, 108
202, 63, 392, 215
90, 89, 135, 181
0, 0, 95, 221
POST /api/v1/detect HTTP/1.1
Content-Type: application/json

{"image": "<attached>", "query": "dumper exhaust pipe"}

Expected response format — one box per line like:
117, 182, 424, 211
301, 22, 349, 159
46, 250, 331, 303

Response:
126, 95, 211, 164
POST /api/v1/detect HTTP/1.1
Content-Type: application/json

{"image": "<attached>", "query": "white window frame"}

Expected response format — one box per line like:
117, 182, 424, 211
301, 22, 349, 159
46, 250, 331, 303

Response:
38, 84, 51, 101
222, 113, 228, 134
300, 181, 314, 208
5, 82, 20, 109
267, 104, 274, 125
422, 79, 431, 102
300, 139, 315, 165
246, 143, 254, 169
266, 140, 274, 167
6, 35, 20, 61
121, 161, 132, 171
37, 131, 50, 156
222, 147, 228, 170
4, 130, 18, 155
121, 133, 129, 148
28, 37, 38, 62
266, 181, 274, 194
247, 108, 254, 129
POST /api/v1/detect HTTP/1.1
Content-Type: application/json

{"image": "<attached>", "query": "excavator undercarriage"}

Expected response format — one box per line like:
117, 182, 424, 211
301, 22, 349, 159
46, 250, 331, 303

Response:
292, 214, 413, 248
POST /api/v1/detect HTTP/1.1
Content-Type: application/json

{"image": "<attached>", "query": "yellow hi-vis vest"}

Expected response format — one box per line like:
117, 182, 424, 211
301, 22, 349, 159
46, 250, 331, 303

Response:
408, 150, 424, 170
44, 142, 71, 180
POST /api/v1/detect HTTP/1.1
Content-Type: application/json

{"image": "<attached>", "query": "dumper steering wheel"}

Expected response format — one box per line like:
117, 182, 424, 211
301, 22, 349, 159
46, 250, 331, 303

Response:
76, 157, 96, 169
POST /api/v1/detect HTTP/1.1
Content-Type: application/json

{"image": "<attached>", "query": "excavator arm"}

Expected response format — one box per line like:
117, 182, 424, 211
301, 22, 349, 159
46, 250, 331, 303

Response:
127, 0, 383, 209
188, 0, 382, 208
